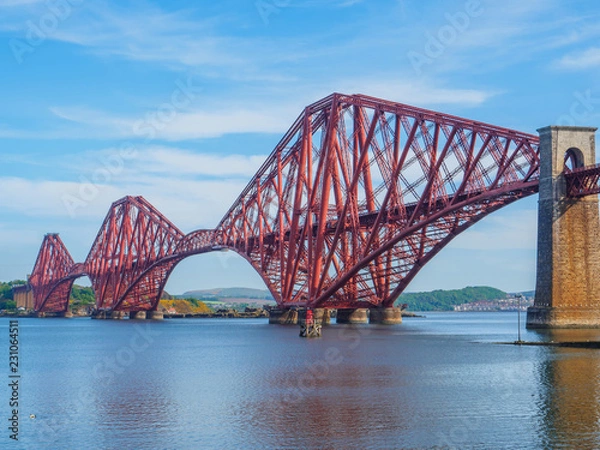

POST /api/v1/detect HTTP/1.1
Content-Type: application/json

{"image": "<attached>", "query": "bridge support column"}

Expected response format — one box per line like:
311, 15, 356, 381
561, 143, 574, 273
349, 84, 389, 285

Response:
149, 311, 164, 320
60, 310, 73, 318
317, 308, 331, 325
268, 308, 298, 324
129, 311, 147, 320
298, 308, 330, 325
336, 308, 368, 324
369, 307, 402, 325
91, 310, 107, 319
527, 126, 600, 328
110, 311, 125, 320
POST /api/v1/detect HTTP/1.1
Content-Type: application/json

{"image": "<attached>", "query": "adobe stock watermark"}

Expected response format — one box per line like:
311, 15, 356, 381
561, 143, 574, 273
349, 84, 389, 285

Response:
255, 0, 291, 25
30, 322, 162, 445
131, 73, 203, 141
61, 73, 203, 218
556, 89, 600, 126
61, 144, 138, 218
9, 0, 85, 65
407, 0, 484, 75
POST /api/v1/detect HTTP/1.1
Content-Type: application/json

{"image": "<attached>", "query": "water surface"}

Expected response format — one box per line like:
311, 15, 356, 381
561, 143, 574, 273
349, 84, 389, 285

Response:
3, 312, 600, 449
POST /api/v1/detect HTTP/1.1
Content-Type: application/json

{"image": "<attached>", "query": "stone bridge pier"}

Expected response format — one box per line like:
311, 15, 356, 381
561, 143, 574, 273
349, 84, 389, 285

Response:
527, 126, 600, 328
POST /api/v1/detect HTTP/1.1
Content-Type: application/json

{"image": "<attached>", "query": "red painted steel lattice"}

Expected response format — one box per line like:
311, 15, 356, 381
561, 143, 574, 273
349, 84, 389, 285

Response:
30, 234, 80, 312
565, 164, 600, 197
85, 196, 185, 311
215, 93, 541, 308
30, 93, 552, 312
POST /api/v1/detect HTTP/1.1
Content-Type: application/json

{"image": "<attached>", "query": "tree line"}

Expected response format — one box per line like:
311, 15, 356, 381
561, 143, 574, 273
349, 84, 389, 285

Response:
397, 286, 507, 311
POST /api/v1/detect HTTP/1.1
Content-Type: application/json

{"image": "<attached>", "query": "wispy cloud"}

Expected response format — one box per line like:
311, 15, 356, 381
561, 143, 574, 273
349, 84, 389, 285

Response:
400, 0, 600, 75
294, 0, 364, 7
44, 103, 296, 140
555, 47, 600, 70
449, 209, 537, 251
131, 147, 268, 177
0, 173, 247, 230
335, 77, 496, 106
0, 0, 44, 6
2, 76, 494, 142
0, 145, 270, 229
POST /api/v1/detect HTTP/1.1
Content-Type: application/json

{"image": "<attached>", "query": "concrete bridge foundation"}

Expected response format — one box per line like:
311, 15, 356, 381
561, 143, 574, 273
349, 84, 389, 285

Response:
318, 308, 331, 325
148, 311, 164, 320
129, 311, 147, 320
527, 126, 600, 328
297, 308, 331, 325
268, 308, 298, 324
369, 307, 402, 325
336, 308, 368, 324
91, 310, 107, 319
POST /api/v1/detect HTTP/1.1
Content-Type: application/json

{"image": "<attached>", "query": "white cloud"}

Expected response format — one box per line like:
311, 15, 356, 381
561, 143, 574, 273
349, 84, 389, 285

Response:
398, 0, 600, 76
448, 209, 537, 251
0, 177, 122, 218
295, 0, 364, 6
555, 47, 600, 70
0, 174, 247, 230
0, 145, 271, 231
41, 77, 492, 141
0, 0, 44, 6
2, 102, 298, 141
33, 3, 301, 77
145, 108, 294, 140
336, 78, 495, 107
131, 147, 268, 177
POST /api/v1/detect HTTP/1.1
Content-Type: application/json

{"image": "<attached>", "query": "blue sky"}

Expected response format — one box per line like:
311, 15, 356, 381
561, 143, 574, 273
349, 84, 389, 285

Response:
1, 0, 599, 295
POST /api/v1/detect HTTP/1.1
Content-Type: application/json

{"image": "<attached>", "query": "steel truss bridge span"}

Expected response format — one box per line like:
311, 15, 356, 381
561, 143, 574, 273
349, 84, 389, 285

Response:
31, 92, 553, 313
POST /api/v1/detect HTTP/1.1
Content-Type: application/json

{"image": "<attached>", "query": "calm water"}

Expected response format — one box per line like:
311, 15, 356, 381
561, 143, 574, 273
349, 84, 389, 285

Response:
3, 312, 600, 449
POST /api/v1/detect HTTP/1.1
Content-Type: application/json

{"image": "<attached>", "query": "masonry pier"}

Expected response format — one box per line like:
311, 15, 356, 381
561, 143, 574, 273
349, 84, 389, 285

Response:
527, 126, 600, 328
336, 308, 368, 324
149, 311, 164, 320
369, 307, 403, 325
268, 308, 298, 324
129, 311, 147, 320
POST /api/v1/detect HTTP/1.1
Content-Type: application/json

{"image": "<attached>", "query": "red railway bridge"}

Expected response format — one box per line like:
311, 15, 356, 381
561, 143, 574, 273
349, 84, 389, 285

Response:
28, 93, 600, 326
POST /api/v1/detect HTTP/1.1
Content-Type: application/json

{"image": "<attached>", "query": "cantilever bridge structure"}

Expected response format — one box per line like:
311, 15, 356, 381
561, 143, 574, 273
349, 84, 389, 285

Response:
28, 93, 600, 327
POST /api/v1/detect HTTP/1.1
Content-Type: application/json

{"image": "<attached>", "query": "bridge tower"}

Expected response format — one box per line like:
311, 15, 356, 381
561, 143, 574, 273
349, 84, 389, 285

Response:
527, 126, 600, 328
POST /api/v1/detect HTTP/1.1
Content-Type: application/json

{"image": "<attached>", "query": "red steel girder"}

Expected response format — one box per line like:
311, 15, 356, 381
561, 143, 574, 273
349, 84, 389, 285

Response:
215, 93, 541, 309
114, 229, 218, 311
29, 234, 81, 312
30, 93, 559, 313
85, 196, 185, 311
565, 163, 600, 197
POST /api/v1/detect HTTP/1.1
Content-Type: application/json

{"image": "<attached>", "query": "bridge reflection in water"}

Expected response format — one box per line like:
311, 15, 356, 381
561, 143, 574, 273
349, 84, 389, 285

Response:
534, 329, 600, 448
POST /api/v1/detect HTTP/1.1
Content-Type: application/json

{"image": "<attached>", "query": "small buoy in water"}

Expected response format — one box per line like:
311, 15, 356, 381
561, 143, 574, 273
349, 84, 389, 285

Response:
29, 414, 36, 419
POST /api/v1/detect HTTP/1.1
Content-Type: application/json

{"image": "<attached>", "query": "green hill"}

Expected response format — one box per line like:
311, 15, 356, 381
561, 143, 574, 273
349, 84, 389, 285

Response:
181, 287, 274, 300
397, 286, 507, 311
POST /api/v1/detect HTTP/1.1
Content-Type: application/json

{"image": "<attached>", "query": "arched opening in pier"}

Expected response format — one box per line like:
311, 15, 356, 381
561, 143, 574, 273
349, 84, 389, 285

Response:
564, 147, 585, 171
